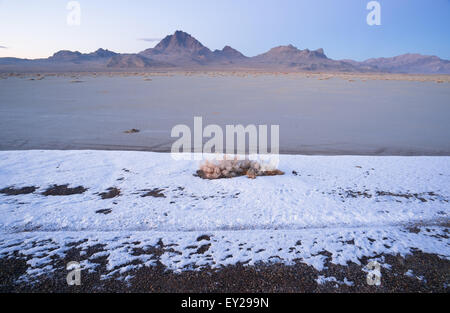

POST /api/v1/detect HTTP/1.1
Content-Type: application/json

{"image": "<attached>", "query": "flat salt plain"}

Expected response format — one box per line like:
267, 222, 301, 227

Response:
0, 73, 450, 155
0, 150, 449, 290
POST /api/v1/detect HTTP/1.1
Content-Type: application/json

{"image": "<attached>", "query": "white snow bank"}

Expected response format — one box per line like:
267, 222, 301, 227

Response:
0, 150, 448, 233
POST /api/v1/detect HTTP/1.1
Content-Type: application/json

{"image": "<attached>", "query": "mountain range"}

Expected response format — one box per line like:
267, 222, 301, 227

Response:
1, 30, 449, 74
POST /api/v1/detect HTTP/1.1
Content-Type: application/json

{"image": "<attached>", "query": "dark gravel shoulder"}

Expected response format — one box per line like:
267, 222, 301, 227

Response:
1, 250, 448, 293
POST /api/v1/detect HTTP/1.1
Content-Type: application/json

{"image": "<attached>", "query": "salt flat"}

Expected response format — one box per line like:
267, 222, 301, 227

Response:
0, 73, 449, 155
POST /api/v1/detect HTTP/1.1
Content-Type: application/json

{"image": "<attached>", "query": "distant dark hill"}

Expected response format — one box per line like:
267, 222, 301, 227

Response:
154, 30, 207, 54
49, 50, 83, 62
0, 57, 36, 65
1, 30, 449, 73
253, 45, 327, 63
249, 45, 360, 72
139, 30, 248, 66
49, 48, 118, 63
212, 46, 248, 64
140, 30, 214, 65
107, 54, 172, 68
0, 48, 119, 71
88, 48, 118, 59
362, 53, 450, 74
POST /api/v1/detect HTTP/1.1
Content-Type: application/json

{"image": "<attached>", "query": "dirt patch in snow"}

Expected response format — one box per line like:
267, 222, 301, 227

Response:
41, 184, 87, 196
328, 188, 447, 202
99, 187, 121, 199
0, 186, 38, 196
141, 188, 166, 198
95, 209, 112, 215
196, 235, 211, 242
376, 191, 433, 203
193, 244, 211, 255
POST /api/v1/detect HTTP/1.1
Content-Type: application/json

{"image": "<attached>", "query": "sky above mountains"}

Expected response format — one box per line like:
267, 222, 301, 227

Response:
1, 0, 449, 61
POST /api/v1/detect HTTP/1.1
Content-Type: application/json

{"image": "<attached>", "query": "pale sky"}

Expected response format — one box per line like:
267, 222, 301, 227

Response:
0, 0, 449, 61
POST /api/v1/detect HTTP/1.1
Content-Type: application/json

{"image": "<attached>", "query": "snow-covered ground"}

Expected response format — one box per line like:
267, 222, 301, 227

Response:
0, 150, 449, 282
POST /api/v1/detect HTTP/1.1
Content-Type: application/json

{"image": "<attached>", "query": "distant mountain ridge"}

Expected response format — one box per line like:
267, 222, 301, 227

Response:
1, 30, 449, 74
362, 53, 450, 74
49, 48, 118, 63
248, 44, 361, 72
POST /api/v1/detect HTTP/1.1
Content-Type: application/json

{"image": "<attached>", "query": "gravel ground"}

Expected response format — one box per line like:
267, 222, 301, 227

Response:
1, 249, 448, 293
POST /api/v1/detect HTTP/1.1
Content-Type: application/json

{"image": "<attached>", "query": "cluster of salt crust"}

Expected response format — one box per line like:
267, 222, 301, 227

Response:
197, 157, 284, 179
